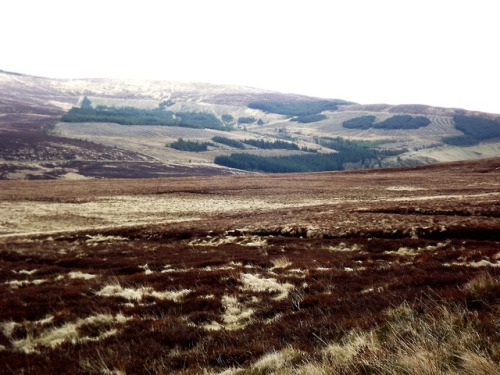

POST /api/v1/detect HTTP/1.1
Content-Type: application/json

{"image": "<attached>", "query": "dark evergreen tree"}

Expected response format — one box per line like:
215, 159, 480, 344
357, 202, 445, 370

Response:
80, 96, 92, 109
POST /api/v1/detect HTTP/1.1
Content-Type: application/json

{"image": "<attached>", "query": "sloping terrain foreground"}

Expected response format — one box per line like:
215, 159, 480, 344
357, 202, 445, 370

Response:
0, 158, 499, 374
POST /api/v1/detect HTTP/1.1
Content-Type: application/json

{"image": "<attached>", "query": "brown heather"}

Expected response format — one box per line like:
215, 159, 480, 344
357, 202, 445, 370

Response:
0, 158, 499, 374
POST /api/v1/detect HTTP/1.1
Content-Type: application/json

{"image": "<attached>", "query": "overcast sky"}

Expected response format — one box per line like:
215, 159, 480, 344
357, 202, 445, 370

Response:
2, 0, 499, 113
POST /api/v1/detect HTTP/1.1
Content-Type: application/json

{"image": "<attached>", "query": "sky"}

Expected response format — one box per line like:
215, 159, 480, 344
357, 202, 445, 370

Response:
2, 0, 499, 113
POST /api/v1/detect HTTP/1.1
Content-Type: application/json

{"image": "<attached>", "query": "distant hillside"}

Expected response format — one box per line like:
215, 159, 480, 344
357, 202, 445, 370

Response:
1, 69, 499, 179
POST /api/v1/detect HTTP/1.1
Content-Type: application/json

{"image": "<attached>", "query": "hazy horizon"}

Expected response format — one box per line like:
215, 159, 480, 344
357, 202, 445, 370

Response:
2, 0, 499, 114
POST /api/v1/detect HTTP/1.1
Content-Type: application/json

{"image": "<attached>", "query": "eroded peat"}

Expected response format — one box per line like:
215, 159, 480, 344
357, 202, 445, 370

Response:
0, 158, 499, 374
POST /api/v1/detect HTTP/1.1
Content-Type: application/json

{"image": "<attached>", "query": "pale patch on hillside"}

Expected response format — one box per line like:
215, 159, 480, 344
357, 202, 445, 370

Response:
54, 122, 238, 163
83, 96, 160, 109
403, 142, 500, 163
53, 120, 308, 164
61, 172, 92, 180
48, 76, 277, 104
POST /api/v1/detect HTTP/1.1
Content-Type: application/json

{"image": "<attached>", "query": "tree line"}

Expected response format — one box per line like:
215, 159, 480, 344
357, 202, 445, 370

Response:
248, 100, 350, 116
169, 138, 210, 152
212, 136, 301, 150
442, 115, 500, 146
343, 115, 430, 130
316, 137, 378, 162
214, 152, 345, 173
214, 136, 408, 172
243, 138, 300, 150
62, 104, 229, 131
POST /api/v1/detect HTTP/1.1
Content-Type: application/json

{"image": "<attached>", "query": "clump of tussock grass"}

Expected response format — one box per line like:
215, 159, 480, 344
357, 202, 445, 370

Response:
463, 272, 500, 297
68, 271, 97, 280
96, 282, 191, 302
327, 242, 363, 252
239, 273, 294, 300
270, 256, 292, 269
215, 301, 499, 375
345, 302, 499, 375
219, 295, 254, 331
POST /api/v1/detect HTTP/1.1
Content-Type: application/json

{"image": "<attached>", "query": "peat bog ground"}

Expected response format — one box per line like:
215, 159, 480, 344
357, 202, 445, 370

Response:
0, 158, 499, 374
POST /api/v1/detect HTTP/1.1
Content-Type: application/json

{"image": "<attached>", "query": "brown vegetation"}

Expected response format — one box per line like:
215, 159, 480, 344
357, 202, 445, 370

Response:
0, 158, 499, 373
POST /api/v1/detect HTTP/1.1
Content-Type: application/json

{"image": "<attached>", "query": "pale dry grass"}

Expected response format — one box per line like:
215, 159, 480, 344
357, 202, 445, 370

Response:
4, 314, 130, 353
221, 295, 254, 330
213, 302, 500, 375
327, 242, 363, 252
459, 351, 500, 375
270, 256, 292, 269
201, 295, 255, 331
0, 195, 326, 236
463, 272, 500, 296
96, 283, 191, 302
239, 273, 294, 300
190, 235, 268, 247
252, 347, 305, 372
4, 278, 47, 289
68, 271, 97, 280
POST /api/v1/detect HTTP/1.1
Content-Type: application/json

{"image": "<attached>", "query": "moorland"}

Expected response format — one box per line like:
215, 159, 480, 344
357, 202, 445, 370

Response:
1, 69, 499, 374
0, 158, 499, 374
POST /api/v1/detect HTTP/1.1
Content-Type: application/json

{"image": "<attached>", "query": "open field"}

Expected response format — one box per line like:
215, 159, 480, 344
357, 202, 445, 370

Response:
1, 158, 499, 374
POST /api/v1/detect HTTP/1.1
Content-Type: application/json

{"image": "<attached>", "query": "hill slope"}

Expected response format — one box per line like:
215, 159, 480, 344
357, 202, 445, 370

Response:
1, 70, 499, 178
